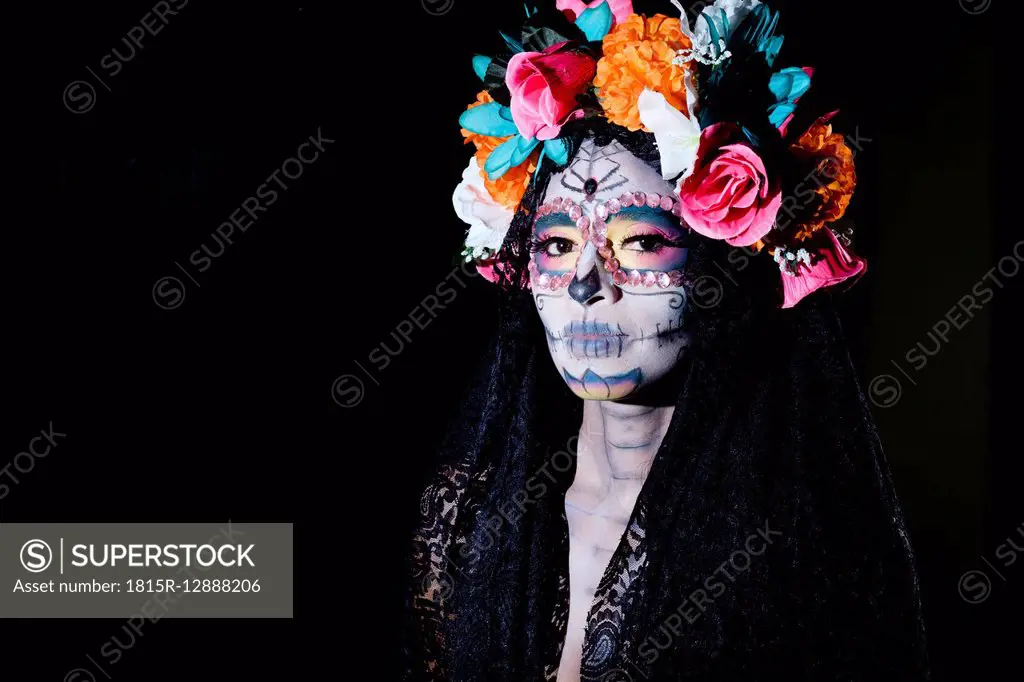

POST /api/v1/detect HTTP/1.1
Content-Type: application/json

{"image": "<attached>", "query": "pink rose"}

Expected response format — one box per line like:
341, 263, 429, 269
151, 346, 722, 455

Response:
677, 123, 782, 247
506, 42, 597, 141
556, 0, 634, 25
780, 229, 866, 309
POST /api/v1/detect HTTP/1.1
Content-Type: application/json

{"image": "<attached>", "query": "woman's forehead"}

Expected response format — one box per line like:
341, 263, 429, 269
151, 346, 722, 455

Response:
542, 138, 674, 206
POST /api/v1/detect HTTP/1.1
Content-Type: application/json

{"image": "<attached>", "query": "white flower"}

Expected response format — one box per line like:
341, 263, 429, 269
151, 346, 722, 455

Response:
700, 0, 761, 51
452, 157, 514, 258
637, 89, 702, 182
673, 0, 761, 57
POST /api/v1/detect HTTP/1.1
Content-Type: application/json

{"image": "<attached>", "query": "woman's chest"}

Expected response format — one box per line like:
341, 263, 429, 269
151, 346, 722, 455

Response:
556, 493, 634, 682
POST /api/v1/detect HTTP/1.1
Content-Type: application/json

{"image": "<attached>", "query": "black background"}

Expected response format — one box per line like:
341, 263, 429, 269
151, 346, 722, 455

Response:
3, 0, 1014, 680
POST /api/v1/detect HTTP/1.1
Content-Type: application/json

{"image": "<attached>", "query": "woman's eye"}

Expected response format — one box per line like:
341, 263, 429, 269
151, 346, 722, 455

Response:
544, 239, 576, 256
621, 235, 673, 252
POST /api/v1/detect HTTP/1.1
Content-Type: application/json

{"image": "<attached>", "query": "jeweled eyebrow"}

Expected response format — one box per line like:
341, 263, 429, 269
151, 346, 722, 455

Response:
609, 206, 678, 225
533, 212, 575, 231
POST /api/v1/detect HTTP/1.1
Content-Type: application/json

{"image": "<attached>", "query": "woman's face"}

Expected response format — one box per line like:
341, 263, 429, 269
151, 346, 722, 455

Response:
530, 138, 693, 401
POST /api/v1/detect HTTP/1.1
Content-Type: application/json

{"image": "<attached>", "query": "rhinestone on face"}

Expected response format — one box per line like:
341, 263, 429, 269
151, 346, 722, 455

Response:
538, 273, 551, 289
633, 191, 646, 206
670, 269, 685, 286
647, 193, 661, 208
660, 196, 674, 212
620, 192, 635, 208
603, 258, 620, 272
642, 271, 657, 287
607, 199, 622, 214
576, 216, 591, 231
569, 204, 583, 221
628, 270, 642, 286
657, 272, 672, 288
596, 204, 609, 220
598, 246, 613, 259
612, 269, 628, 285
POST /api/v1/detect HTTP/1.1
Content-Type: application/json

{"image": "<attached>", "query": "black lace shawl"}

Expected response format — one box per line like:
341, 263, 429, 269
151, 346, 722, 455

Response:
402, 120, 930, 681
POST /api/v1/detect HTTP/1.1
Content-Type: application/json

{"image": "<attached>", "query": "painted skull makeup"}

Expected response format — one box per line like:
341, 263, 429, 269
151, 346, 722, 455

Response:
530, 139, 693, 401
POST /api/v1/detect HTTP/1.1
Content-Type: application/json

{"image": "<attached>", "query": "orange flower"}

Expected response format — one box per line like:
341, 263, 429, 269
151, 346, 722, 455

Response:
461, 91, 497, 148
593, 14, 695, 132
788, 122, 857, 241
460, 91, 538, 210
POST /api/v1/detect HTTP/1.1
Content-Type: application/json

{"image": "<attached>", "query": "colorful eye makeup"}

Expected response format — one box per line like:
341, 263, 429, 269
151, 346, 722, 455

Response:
529, 193, 691, 291
530, 219, 582, 276
608, 206, 690, 273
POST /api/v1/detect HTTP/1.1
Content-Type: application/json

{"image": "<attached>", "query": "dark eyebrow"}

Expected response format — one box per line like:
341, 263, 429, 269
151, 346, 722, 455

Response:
533, 212, 575, 232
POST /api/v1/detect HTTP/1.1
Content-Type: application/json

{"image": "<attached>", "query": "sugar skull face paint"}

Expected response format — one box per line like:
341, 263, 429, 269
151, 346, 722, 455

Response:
562, 367, 643, 400
531, 138, 693, 402
607, 205, 690, 273
530, 202, 691, 282
532, 217, 582, 276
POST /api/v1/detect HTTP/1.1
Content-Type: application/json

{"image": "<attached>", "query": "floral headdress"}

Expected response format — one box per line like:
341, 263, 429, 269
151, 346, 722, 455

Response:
453, 0, 864, 308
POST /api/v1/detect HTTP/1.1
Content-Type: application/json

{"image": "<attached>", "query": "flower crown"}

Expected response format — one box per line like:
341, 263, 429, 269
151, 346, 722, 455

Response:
453, 0, 864, 309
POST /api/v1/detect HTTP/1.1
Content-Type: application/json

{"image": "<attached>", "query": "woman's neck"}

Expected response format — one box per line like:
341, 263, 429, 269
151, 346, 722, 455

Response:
568, 399, 674, 513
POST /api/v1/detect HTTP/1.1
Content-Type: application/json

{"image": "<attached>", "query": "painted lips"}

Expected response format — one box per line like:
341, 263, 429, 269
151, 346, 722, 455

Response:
561, 321, 627, 359
562, 321, 621, 338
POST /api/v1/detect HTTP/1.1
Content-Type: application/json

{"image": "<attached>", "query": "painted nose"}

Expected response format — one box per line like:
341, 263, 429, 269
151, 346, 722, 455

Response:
568, 243, 619, 305
567, 266, 602, 303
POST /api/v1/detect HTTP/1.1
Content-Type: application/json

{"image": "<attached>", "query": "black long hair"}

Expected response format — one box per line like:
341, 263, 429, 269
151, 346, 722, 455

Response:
403, 118, 930, 681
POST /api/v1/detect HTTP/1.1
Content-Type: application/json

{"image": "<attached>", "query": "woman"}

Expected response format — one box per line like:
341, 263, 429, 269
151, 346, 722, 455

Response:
404, 2, 929, 680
